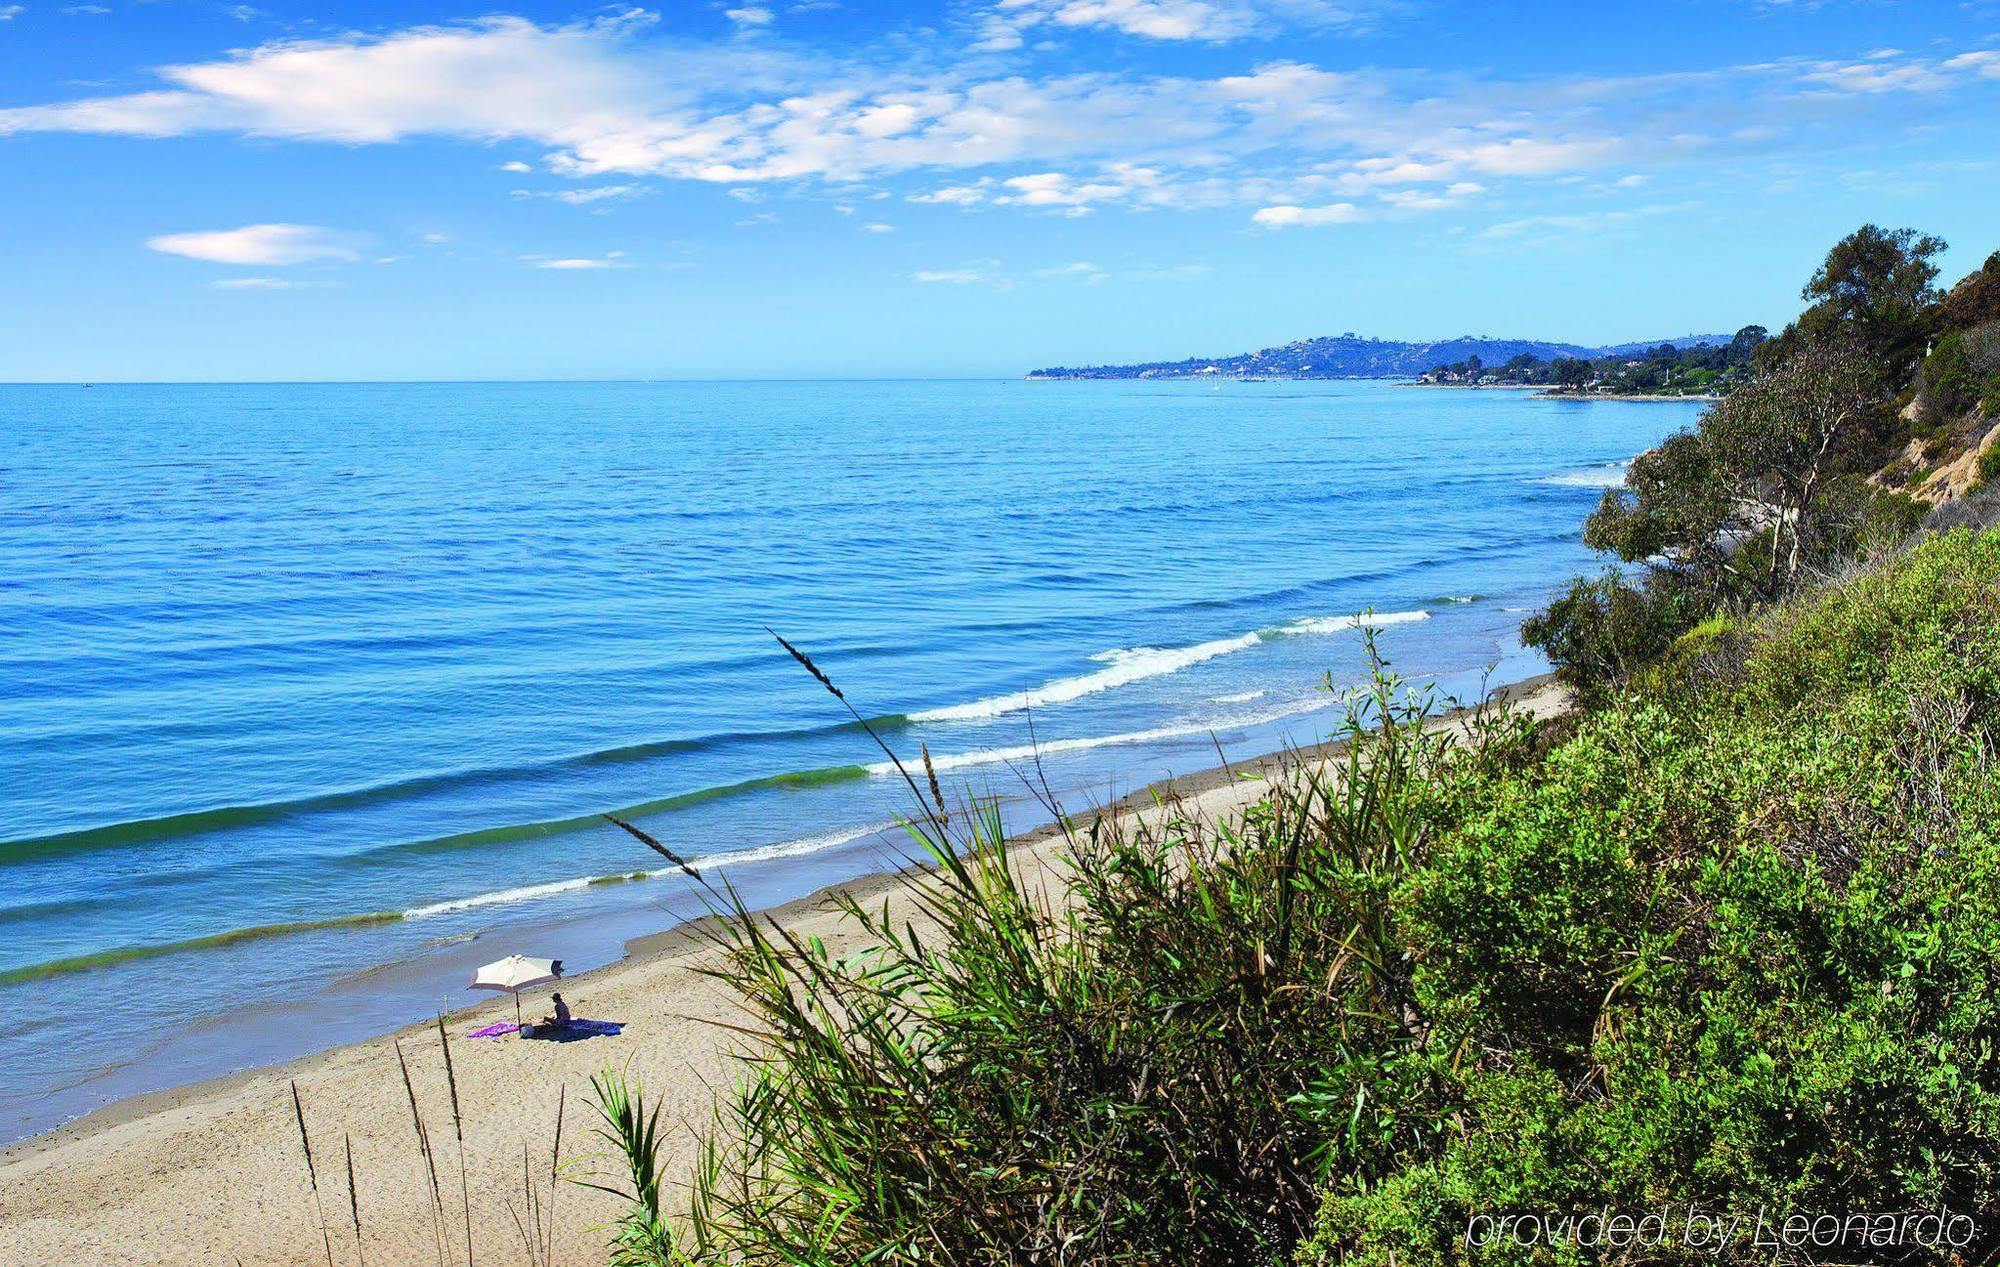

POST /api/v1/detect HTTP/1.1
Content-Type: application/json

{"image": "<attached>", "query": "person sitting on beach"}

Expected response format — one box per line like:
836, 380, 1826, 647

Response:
537, 993, 572, 1028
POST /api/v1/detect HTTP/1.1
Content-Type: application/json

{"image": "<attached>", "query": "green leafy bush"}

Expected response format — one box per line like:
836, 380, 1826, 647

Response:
1978, 443, 2000, 488
1302, 529, 2000, 1265
1521, 573, 1688, 703
1919, 331, 1981, 426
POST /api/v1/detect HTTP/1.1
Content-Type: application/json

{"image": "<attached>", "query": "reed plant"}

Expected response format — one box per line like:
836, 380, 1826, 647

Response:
289, 1025, 496, 1267
585, 626, 1520, 1265
290, 1080, 337, 1267
578, 537, 2000, 1267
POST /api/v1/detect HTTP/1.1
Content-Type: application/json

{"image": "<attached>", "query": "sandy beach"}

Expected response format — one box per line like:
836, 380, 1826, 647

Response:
0, 677, 1566, 1267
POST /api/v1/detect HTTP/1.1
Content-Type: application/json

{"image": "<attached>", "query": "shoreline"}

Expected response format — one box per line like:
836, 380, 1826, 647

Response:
0, 673, 1562, 1266
1397, 382, 1722, 402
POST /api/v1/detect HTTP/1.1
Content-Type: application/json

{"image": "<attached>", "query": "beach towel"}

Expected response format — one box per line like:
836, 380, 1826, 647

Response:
520, 1018, 625, 1041
466, 1021, 519, 1039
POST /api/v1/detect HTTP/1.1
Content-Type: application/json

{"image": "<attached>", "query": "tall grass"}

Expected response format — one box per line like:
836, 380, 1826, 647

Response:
394, 1036, 449, 1267
508, 1087, 567, 1267
586, 627, 1525, 1265
290, 1024, 500, 1267
436, 1015, 475, 1267
290, 1080, 337, 1267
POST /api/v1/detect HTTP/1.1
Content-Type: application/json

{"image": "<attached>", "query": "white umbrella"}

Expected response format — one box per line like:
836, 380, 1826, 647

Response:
470, 954, 563, 1028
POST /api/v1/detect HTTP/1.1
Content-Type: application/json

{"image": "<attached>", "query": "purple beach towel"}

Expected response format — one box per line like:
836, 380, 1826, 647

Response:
466, 1021, 519, 1039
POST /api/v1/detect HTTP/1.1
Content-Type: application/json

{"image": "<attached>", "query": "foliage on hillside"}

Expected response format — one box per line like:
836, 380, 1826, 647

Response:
1303, 528, 2000, 1265
1524, 225, 1992, 703
1420, 329, 1765, 397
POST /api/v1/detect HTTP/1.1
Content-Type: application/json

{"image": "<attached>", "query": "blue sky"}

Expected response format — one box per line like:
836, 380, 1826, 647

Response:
2, 0, 1998, 380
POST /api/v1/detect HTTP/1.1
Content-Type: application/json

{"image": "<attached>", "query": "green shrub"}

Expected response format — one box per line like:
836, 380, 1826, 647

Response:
1302, 530, 2000, 1266
1978, 442, 2000, 487
1918, 332, 1979, 426
1522, 573, 1689, 703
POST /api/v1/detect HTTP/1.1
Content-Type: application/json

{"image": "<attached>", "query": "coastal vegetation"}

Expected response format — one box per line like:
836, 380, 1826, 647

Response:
1525, 225, 1996, 703
576, 225, 2000, 1265
1418, 328, 1766, 397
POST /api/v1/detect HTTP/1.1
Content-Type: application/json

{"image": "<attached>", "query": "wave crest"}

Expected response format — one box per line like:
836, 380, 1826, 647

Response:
1270, 609, 1430, 636
910, 609, 1428, 724
873, 698, 1326, 779
910, 633, 1262, 723
1533, 462, 1630, 488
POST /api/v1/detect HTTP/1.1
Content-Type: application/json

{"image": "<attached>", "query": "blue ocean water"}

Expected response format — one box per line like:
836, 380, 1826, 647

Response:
0, 379, 1697, 1143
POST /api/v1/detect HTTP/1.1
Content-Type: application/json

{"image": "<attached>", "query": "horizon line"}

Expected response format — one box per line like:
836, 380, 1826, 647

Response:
0, 376, 1046, 387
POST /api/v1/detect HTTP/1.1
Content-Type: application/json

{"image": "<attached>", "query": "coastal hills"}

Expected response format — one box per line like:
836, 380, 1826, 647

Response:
1027, 331, 1734, 380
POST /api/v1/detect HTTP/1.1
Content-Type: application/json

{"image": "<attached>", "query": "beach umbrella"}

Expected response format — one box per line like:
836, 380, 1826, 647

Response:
469, 954, 563, 1027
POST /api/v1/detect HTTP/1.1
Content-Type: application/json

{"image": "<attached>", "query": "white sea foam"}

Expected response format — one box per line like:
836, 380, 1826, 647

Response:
1211, 689, 1267, 704
696, 821, 893, 869
1534, 462, 1630, 488
909, 632, 1262, 722
406, 875, 597, 919
404, 822, 896, 919
1272, 609, 1429, 636
873, 698, 1329, 779
912, 611, 1429, 724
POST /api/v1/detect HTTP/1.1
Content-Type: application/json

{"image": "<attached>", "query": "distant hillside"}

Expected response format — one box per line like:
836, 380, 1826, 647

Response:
1027, 332, 1735, 380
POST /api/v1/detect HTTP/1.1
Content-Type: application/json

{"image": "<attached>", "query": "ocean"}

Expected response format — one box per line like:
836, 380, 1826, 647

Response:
0, 378, 1698, 1144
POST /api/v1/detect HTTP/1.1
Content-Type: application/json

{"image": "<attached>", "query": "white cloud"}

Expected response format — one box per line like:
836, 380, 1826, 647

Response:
147, 223, 366, 265
987, 0, 1259, 43
1252, 201, 1361, 227
1794, 56, 1952, 95
498, 159, 533, 172
1476, 202, 1693, 244
209, 277, 303, 289
553, 183, 644, 204
1128, 263, 1211, 281
7, 15, 1996, 232
993, 165, 1161, 213
530, 251, 627, 269
0, 13, 683, 144
1034, 259, 1108, 283
0, 6, 23, 20
724, 6, 773, 26
0, 27, 1551, 194
860, 221, 894, 232
914, 260, 999, 284
911, 180, 992, 206
974, 0, 1379, 46
1944, 50, 2000, 80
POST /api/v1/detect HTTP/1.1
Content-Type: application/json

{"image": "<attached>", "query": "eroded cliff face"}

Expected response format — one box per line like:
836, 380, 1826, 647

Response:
1876, 421, 1998, 504
1872, 262, 2000, 504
